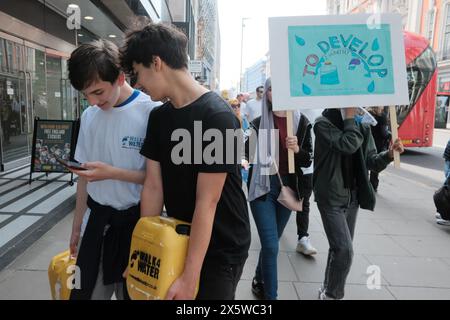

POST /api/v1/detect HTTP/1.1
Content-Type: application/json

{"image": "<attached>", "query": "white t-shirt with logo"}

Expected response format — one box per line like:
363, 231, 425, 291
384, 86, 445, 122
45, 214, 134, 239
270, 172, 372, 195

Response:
75, 90, 159, 212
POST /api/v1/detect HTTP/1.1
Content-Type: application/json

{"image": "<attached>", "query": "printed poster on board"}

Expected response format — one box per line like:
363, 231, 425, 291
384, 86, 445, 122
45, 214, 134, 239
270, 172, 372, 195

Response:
31, 120, 75, 173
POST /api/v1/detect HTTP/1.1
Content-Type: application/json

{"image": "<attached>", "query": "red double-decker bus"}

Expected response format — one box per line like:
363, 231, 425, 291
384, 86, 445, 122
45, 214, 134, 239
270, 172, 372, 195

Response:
393, 31, 438, 148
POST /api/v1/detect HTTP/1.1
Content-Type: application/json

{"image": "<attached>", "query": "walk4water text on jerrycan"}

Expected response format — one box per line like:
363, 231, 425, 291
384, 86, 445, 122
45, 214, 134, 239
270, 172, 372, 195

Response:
126, 216, 199, 300
48, 250, 77, 300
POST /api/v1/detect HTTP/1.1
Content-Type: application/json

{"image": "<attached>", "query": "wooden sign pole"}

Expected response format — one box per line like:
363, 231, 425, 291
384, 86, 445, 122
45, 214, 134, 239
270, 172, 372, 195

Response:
388, 105, 401, 168
286, 111, 295, 174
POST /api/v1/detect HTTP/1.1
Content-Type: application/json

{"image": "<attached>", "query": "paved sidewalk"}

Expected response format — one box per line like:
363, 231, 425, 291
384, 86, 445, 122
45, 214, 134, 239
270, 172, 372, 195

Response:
1, 160, 450, 300
0, 166, 76, 271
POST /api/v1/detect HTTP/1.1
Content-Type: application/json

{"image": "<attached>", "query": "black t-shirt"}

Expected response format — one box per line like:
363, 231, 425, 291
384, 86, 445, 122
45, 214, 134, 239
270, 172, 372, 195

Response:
140, 91, 250, 264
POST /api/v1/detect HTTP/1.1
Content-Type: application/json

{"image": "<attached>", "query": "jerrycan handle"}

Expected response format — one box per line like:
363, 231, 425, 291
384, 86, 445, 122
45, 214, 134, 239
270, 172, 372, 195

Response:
158, 216, 177, 228
175, 224, 191, 236
158, 217, 191, 236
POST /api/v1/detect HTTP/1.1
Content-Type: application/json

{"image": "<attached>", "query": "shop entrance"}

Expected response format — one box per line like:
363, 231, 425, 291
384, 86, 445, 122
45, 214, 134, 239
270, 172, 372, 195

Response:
0, 35, 77, 171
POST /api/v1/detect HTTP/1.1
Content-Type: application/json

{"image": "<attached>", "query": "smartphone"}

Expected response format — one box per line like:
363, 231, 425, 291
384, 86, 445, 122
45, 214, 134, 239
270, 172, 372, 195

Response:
55, 157, 87, 171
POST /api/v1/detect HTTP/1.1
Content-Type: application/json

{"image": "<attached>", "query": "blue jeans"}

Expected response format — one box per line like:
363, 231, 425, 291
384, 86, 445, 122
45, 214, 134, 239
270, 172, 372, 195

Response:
241, 167, 249, 184
250, 175, 292, 300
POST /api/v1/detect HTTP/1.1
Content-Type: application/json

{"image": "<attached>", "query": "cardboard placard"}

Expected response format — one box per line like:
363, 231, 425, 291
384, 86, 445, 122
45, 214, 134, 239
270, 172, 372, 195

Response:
269, 14, 409, 111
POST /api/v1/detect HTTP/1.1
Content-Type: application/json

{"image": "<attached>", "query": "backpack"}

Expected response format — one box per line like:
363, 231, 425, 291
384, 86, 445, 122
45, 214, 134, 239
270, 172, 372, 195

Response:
433, 178, 450, 220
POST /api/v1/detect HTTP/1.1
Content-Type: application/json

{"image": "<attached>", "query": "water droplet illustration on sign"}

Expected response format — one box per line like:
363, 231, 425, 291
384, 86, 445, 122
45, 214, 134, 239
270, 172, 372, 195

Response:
302, 83, 312, 95
372, 38, 380, 51
295, 36, 305, 46
367, 81, 375, 93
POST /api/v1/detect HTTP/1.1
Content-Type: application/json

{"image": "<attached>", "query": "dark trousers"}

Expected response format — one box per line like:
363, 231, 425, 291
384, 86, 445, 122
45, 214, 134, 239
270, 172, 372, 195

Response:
196, 258, 246, 300
318, 190, 359, 300
296, 188, 312, 238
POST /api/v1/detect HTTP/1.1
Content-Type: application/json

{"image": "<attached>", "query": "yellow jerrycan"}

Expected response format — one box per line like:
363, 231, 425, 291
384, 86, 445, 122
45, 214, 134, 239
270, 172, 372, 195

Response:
48, 250, 77, 300
126, 216, 198, 300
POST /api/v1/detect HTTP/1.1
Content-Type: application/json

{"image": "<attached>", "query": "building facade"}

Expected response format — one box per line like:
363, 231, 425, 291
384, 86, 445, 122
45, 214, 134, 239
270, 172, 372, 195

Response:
327, 0, 450, 95
419, 0, 450, 93
196, 0, 221, 90
0, 0, 173, 171
327, 0, 411, 27
168, 0, 197, 60
242, 57, 268, 95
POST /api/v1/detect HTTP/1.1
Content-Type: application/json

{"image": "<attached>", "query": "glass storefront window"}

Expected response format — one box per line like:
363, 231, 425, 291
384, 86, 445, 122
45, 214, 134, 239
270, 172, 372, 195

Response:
46, 54, 62, 120
30, 49, 47, 119
14, 42, 23, 73
0, 39, 6, 73
438, 76, 450, 93
5, 40, 23, 74
0, 76, 27, 162
435, 95, 449, 128
1, 37, 81, 168
61, 58, 68, 80
0, 33, 84, 169
25, 48, 77, 121
25, 47, 33, 72
5, 40, 13, 73
61, 58, 77, 120
0, 39, 31, 163
80, 96, 89, 114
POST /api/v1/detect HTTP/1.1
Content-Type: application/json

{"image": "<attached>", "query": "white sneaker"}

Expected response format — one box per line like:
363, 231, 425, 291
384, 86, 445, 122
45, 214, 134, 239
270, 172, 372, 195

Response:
436, 213, 442, 220
437, 218, 450, 226
318, 286, 324, 299
318, 288, 336, 300
296, 236, 317, 255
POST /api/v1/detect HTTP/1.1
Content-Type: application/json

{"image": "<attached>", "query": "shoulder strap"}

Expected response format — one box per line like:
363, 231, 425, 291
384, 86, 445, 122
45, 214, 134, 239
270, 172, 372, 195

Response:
272, 160, 285, 186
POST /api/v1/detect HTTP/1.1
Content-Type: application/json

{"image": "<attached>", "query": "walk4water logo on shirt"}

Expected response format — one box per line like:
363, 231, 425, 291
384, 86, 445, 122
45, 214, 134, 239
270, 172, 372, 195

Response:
121, 136, 144, 150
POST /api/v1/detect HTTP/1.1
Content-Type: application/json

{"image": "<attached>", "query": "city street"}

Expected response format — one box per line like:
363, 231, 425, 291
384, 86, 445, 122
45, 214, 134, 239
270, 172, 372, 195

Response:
1, 0, 450, 303
0, 130, 449, 300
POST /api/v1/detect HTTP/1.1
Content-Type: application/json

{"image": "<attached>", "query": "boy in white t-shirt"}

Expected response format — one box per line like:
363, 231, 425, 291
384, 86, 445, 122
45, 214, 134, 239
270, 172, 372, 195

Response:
67, 39, 159, 300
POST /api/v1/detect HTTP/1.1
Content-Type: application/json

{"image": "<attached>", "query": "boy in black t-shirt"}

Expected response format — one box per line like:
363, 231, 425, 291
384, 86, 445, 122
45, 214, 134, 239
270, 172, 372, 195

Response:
120, 23, 250, 300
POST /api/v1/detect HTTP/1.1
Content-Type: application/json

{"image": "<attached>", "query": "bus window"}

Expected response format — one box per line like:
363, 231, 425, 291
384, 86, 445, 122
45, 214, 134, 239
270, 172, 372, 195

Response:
397, 46, 437, 126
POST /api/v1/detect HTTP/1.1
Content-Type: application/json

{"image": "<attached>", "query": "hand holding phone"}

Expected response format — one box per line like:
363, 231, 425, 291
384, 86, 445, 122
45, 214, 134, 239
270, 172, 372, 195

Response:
56, 160, 115, 182
55, 157, 87, 171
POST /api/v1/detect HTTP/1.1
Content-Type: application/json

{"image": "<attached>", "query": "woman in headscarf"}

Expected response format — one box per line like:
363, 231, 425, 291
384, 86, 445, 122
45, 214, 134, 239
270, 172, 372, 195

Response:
245, 78, 313, 299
